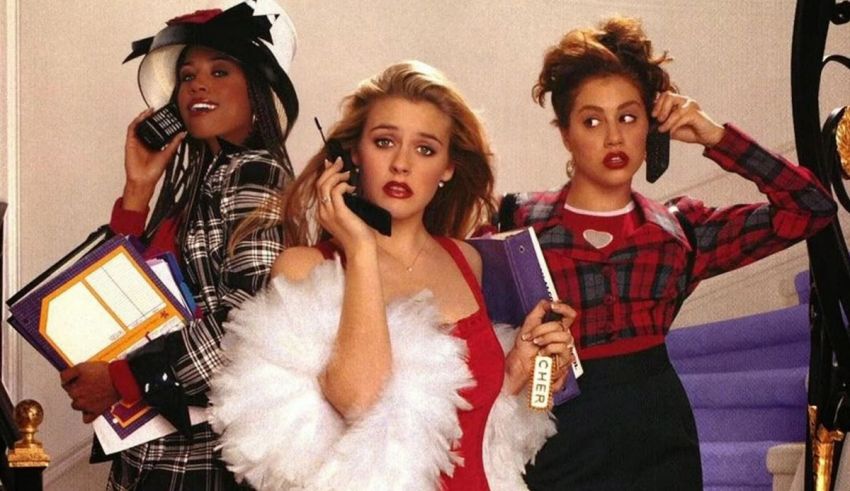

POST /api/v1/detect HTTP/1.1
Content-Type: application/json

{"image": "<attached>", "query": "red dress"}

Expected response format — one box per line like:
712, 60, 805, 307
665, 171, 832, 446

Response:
435, 237, 505, 490
315, 237, 505, 490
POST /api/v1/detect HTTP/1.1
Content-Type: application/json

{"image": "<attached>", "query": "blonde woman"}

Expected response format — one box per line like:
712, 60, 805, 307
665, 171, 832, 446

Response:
210, 61, 575, 490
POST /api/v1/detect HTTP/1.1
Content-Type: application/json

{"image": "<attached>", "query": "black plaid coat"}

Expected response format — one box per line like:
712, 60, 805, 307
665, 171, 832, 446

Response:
107, 146, 285, 490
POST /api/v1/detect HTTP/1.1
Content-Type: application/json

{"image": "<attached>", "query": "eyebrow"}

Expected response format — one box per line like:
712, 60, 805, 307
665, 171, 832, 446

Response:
576, 100, 643, 113
368, 124, 445, 145
180, 55, 235, 68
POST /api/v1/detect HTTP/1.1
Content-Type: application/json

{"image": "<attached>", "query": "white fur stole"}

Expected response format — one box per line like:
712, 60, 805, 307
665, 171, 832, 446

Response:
208, 259, 555, 490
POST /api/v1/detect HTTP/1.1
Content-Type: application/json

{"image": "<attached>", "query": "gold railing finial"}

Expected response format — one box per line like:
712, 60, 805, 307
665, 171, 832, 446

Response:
7, 399, 50, 468
813, 424, 845, 491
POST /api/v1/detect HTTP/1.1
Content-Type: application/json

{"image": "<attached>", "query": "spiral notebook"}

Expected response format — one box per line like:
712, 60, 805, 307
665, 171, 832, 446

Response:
468, 227, 583, 404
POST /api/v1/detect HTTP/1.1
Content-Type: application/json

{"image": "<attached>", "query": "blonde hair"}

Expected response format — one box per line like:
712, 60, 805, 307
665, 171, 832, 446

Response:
281, 60, 496, 246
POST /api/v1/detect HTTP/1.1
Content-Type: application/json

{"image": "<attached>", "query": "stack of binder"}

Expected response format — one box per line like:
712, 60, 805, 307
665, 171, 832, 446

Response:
6, 226, 203, 454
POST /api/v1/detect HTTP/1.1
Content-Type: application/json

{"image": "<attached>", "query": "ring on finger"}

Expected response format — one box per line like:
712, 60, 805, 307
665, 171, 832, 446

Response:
320, 195, 331, 204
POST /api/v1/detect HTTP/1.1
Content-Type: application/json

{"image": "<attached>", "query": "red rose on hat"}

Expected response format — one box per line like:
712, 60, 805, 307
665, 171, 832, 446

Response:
167, 9, 223, 26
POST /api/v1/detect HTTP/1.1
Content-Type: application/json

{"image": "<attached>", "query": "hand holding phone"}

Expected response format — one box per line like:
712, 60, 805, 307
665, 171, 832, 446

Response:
135, 103, 186, 151
645, 119, 671, 183
316, 118, 392, 236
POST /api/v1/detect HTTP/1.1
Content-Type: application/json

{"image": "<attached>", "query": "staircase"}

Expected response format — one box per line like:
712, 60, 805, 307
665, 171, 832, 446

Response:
666, 273, 810, 491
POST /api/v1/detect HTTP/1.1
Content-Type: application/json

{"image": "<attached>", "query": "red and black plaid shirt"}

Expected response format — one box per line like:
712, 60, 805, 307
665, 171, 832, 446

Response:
513, 124, 836, 358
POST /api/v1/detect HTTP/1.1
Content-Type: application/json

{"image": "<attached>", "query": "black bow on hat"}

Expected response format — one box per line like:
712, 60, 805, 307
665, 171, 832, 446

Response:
124, 3, 274, 64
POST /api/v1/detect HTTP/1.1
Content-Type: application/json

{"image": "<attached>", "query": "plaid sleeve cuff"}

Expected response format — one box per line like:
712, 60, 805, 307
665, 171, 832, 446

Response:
110, 198, 149, 236
109, 359, 142, 403
702, 123, 751, 169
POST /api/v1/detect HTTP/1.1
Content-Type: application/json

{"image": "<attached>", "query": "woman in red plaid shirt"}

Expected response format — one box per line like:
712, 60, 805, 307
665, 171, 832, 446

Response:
518, 16, 837, 490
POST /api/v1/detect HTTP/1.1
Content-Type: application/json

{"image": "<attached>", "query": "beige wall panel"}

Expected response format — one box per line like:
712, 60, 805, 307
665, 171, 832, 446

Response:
1, 0, 7, 202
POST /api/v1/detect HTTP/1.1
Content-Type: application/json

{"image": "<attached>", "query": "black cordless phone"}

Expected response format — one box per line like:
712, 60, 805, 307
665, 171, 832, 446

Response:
136, 102, 186, 150
315, 118, 392, 236
645, 119, 671, 183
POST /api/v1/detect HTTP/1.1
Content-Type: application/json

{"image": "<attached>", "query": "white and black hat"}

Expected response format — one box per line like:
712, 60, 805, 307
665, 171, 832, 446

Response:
124, 1, 298, 136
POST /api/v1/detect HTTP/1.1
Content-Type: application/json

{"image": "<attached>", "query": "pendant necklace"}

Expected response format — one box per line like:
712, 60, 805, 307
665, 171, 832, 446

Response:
382, 235, 429, 273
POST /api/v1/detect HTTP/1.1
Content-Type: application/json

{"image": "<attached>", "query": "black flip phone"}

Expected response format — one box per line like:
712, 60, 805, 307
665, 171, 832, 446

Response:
645, 119, 671, 183
136, 102, 186, 151
315, 118, 392, 236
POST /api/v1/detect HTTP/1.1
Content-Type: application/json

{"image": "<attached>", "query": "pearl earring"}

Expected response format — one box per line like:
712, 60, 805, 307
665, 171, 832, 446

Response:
438, 181, 445, 188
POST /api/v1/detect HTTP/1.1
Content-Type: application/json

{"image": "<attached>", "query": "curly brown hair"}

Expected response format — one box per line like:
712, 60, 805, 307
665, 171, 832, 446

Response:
532, 16, 676, 128
280, 60, 496, 247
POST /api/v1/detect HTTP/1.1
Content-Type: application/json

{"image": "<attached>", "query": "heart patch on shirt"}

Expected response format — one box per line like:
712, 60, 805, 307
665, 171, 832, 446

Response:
583, 229, 614, 249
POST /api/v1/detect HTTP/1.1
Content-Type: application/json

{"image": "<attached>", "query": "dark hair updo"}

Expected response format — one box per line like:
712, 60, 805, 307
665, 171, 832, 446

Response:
533, 16, 676, 127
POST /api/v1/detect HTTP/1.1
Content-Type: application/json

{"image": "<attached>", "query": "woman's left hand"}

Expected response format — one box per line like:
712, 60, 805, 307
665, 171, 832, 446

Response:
504, 300, 577, 395
652, 92, 725, 148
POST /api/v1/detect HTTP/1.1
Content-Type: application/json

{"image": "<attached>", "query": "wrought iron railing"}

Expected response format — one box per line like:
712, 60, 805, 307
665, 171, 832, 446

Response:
791, 1, 850, 489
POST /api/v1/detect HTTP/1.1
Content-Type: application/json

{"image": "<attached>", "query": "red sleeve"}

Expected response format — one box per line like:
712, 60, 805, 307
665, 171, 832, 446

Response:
110, 198, 149, 237
145, 218, 181, 259
675, 123, 837, 282
108, 359, 142, 403
109, 197, 181, 259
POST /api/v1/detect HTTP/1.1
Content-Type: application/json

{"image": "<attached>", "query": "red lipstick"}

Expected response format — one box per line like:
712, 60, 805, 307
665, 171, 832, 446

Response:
603, 151, 629, 169
383, 181, 413, 199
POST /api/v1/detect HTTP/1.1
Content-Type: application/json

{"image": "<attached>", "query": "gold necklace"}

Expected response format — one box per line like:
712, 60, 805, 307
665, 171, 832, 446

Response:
381, 236, 429, 273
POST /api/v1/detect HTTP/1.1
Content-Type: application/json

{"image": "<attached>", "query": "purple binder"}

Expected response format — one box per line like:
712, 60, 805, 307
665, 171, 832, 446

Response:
7, 233, 191, 370
468, 227, 557, 327
6, 229, 191, 442
468, 227, 580, 404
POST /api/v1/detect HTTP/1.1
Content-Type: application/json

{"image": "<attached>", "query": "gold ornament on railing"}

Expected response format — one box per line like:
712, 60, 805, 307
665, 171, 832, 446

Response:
7, 399, 50, 468
837, 107, 850, 179
813, 424, 845, 491
808, 405, 818, 443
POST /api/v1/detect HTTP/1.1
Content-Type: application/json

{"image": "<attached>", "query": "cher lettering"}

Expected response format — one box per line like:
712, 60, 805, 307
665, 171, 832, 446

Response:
529, 354, 554, 410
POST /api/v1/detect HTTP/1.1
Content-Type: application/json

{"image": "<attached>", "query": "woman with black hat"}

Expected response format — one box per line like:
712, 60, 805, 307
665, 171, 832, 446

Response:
57, 2, 299, 489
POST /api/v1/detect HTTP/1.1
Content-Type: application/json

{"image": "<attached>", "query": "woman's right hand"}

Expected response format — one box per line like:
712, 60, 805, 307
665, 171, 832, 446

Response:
316, 158, 376, 253
60, 362, 119, 424
504, 300, 577, 395
122, 108, 187, 211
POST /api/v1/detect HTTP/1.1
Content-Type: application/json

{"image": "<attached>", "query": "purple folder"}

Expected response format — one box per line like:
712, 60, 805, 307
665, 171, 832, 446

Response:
468, 227, 580, 404
468, 227, 558, 327
6, 228, 192, 441
7, 231, 191, 370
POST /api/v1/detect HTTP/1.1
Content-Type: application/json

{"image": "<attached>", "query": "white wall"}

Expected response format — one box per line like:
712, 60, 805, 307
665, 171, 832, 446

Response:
0, 0, 6, 202
2, 1, 849, 489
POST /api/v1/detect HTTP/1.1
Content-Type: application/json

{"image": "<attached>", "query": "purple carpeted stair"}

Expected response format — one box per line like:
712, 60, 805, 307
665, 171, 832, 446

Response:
666, 272, 810, 490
